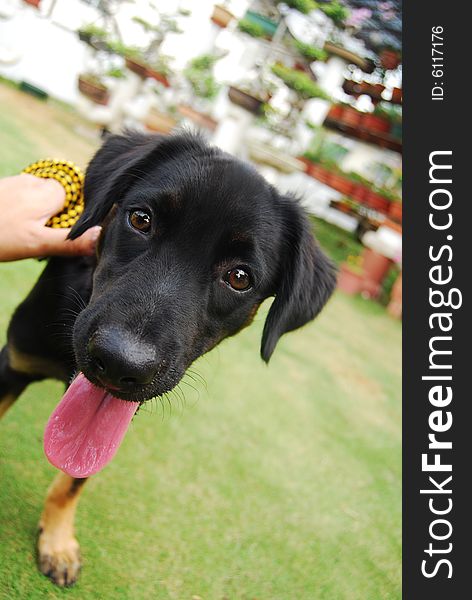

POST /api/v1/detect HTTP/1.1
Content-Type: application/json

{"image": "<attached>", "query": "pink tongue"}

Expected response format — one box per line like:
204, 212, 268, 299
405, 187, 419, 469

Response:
44, 373, 138, 478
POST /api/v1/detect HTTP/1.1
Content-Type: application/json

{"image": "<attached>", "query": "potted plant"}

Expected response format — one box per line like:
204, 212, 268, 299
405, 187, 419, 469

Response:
123, 50, 171, 86
327, 104, 344, 121
271, 63, 331, 101
341, 105, 362, 127
77, 73, 110, 105
282, 0, 317, 15
125, 9, 188, 84
211, 3, 235, 28
240, 10, 279, 38
371, 83, 385, 100
337, 259, 364, 295
319, 1, 350, 27
329, 171, 354, 196
77, 24, 111, 51
237, 18, 267, 38
125, 56, 148, 79
300, 145, 331, 183
387, 271, 402, 318
389, 200, 402, 222
228, 86, 266, 115
293, 39, 328, 62
228, 62, 275, 116
312, 163, 332, 185
351, 184, 368, 203
145, 108, 179, 134
342, 79, 361, 97
183, 54, 221, 101
146, 56, 172, 87
391, 87, 402, 103
379, 48, 401, 70
292, 40, 328, 63
364, 188, 391, 213
362, 248, 393, 282
133, 10, 189, 57
362, 111, 391, 134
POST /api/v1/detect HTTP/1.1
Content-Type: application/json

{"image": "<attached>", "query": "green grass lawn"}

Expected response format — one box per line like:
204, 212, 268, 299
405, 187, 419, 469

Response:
0, 83, 401, 600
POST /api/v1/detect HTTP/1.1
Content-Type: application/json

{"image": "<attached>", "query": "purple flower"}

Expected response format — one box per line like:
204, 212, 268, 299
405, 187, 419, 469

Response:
346, 8, 372, 27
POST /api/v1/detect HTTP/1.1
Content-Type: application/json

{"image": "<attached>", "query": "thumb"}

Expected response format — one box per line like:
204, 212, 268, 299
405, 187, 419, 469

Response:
38, 226, 102, 257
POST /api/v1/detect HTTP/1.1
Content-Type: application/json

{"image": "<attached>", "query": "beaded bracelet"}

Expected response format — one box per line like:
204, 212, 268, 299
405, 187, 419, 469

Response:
22, 159, 85, 228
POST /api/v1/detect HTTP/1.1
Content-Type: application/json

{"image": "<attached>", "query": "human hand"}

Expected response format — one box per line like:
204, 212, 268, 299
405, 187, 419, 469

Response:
0, 174, 101, 262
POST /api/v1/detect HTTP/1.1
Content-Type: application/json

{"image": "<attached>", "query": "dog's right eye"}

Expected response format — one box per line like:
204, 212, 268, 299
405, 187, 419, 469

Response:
129, 210, 152, 233
224, 268, 252, 292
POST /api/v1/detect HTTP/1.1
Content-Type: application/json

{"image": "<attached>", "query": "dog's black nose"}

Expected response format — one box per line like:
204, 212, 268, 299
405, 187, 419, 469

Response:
87, 328, 157, 388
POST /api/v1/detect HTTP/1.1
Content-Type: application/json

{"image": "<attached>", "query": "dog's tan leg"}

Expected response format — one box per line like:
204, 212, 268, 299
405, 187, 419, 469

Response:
0, 345, 40, 420
0, 393, 18, 419
38, 472, 87, 587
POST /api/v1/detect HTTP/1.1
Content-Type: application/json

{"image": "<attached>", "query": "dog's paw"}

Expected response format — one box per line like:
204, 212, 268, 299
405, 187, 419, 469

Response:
37, 529, 81, 587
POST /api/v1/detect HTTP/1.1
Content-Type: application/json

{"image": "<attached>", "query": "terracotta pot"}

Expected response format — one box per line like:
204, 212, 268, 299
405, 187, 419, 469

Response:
302, 161, 331, 185
365, 189, 390, 213
328, 104, 344, 120
178, 105, 218, 132
383, 218, 402, 234
146, 67, 170, 87
351, 184, 368, 203
228, 86, 264, 115
211, 4, 235, 28
23, 0, 41, 7
363, 113, 391, 134
145, 110, 178, 134
297, 156, 313, 174
311, 164, 331, 184
329, 173, 354, 196
391, 87, 402, 103
342, 79, 360, 96
387, 272, 402, 319
370, 83, 385, 100
125, 57, 148, 79
342, 106, 362, 127
380, 49, 401, 70
337, 264, 363, 295
77, 76, 109, 105
389, 201, 403, 222
361, 248, 393, 284
330, 200, 353, 215
360, 278, 382, 299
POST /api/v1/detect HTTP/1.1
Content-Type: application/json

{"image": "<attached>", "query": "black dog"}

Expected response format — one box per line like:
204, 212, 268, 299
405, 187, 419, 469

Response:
0, 132, 335, 586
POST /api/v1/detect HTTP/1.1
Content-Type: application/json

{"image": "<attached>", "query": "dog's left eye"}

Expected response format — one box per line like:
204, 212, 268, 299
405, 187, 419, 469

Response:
129, 210, 152, 233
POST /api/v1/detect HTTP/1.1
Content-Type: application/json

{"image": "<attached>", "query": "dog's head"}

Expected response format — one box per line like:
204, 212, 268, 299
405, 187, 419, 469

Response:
70, 132, 336, 401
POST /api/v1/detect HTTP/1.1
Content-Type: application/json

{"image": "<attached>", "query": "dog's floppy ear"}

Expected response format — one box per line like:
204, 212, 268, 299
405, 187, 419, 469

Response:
69, 131, 205, 239
261, 196, 337, 362
68, 132, 157, 239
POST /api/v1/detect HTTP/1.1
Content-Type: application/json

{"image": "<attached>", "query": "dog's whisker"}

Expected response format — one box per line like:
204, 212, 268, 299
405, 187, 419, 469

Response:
159, 395, 167, 421
171, 384, 187, 412
185, 369, 207, 390
59, 308, 81, 319
62, 286, 88, 312
180, 379, 199, 397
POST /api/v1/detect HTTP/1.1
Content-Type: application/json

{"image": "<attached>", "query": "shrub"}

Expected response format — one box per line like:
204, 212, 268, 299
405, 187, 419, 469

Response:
319, 1, 350, 26
282, 0, 318, 15
293, 40, 328, 62
79, 24, 108, 39
271, 64, 331, 100
107, 40, 142, 59
184, 55, 221, 99
237, 18, 266, 38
